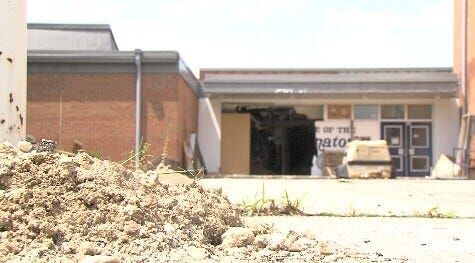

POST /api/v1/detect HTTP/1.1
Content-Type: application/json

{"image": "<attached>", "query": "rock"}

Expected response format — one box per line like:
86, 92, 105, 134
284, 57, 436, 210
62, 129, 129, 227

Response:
245, 221, 274, 235
163, 223, 175, 233
287, 241, 304, 252
147, 173, 159, 186
186, 246, 209, 260
17, 140, 32, 153
254, 234, 271, 248
36, 139, 57, 153
124, 221, 140, 236
267, 232, 287, 251
282, 231, 299, 250
221, 227, 255, 248
58, 156, 74, 165
60, 241, 77, 254
79, 255, 120, 263
322, 255, 339, 262
319, 243, 334, 256
0, 210, 11, 230
78, 241, 98, 256
122, 204, 138, 216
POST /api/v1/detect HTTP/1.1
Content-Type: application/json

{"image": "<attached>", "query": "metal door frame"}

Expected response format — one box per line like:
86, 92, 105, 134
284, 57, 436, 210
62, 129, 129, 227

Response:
381, 122, 407, 177
406, 122, 432, 176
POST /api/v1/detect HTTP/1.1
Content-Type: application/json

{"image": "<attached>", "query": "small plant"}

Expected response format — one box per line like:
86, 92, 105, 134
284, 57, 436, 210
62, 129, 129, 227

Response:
281, 190, 307, 215
240, 184, 270, 216
347, 205, 357, 217
417, 206, 456, 219
120, 138, 153, 170
160, 122, 172, 164
240, 187, 309, 216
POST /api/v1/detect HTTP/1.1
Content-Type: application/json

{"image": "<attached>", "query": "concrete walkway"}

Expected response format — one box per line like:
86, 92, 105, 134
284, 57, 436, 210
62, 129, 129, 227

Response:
247, 216, 475, 263
200, 179, 475, 217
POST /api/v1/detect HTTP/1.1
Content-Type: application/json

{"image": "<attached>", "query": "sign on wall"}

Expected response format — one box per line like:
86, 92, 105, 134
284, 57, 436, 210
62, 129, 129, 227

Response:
315, 120, 380, 155
315, 120, 352, 155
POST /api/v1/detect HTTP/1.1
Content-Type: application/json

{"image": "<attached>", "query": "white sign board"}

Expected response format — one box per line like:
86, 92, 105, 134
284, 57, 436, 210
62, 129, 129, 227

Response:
315, 120, 352, 155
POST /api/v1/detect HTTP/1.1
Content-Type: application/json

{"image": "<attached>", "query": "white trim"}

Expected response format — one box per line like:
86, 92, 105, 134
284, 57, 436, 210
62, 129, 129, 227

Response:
410, 156, 430, 172
410, 125, 429, 148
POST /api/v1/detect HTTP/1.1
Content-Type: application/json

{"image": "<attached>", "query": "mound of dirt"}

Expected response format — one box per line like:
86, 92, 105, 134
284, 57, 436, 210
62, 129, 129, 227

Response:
0, 142, 240, 262
0, 141, 393, 262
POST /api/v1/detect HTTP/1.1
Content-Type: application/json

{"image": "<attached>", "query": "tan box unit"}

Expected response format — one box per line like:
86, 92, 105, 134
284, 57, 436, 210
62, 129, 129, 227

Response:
345, 140, 392, 179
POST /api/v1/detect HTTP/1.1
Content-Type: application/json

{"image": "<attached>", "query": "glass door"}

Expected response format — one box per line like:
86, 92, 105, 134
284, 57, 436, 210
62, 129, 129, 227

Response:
381, 122, 406, 177
407, 123, 432, 176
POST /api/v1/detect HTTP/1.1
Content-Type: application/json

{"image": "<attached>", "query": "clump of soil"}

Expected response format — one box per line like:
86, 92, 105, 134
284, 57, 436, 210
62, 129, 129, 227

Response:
0, 142, 240, 262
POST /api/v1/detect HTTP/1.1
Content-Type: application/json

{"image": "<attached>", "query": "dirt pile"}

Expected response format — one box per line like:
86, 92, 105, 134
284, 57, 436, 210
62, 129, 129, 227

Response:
0, 141, 392, 262
0, 141, 240, 262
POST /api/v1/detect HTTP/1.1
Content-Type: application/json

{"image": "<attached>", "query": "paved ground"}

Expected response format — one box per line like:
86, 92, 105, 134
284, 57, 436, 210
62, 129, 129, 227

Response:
200, 178, 475, 217
246, 216, 475, 263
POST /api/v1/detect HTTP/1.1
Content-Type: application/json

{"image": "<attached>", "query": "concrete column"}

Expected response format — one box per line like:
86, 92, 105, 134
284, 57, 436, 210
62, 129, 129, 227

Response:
0, 0, 27, 143
198, 98, 221, 173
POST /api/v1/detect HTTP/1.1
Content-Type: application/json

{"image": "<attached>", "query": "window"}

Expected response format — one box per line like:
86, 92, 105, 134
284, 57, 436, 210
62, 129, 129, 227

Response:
327, 105, 351, 119
408, 105, 432, 119
381, 105, 405, 119
391, 156, 403, 171
411, 156, 429, 171
354, 105, 378, 119
294, 105, 324, 120
410, 126, 429, 147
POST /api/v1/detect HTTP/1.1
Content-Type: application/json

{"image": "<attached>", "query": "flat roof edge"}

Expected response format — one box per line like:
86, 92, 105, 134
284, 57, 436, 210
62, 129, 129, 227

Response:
200, 67, 454, 73
27, 50, 180, 63
28, 23, 112, 30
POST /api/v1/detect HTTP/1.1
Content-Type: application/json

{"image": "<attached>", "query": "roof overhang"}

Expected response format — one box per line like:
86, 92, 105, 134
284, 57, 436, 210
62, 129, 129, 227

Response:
27, 50, 202, 97
202, 68, 459, 99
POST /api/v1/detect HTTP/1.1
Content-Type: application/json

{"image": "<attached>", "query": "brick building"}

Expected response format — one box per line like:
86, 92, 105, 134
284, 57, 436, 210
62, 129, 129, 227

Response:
27, 24, 200, 164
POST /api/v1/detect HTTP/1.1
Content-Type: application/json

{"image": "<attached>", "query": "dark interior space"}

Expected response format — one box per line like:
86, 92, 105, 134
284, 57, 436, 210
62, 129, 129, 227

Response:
236, 106, 316, 175
286, 123, 316, 174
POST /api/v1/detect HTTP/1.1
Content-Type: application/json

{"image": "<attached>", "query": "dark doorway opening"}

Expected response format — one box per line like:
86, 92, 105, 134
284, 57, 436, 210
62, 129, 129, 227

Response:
286, 123, 316, 174
239, 107, 316, 175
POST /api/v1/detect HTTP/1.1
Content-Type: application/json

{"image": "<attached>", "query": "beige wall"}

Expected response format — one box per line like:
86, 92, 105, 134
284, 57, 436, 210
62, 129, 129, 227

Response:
0, 0, 27, 143
221, 113, 250, 174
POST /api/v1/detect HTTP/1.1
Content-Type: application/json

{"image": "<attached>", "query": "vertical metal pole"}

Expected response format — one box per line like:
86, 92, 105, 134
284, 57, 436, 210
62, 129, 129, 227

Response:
134, 49, 143, 168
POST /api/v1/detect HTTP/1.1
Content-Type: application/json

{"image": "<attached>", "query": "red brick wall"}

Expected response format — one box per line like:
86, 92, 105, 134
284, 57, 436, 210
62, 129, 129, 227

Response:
27, 72, 198, 164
